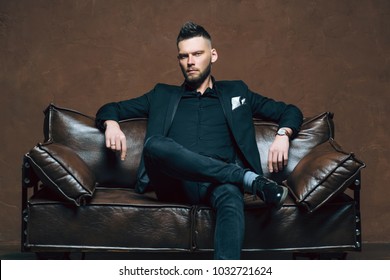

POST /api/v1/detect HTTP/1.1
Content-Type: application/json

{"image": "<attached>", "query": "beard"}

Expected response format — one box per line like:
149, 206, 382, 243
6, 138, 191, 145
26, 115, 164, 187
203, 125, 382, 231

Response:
181, 62, 212, 90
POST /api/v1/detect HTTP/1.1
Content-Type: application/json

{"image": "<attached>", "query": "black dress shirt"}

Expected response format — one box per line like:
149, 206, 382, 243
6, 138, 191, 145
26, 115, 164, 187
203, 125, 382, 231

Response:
168, 87, 236, 163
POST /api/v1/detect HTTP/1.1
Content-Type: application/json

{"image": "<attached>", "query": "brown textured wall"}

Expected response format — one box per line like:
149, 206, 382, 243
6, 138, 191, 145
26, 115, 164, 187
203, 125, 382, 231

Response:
1, 0, 389, 246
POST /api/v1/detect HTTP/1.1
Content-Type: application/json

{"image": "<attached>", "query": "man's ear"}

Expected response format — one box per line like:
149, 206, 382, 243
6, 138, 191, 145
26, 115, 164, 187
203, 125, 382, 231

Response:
211, 48, 218, 63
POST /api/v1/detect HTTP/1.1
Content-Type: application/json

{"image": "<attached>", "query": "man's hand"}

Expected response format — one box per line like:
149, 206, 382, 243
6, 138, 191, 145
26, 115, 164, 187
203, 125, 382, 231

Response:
267, 129, 292, 173
104, 120, 127, 161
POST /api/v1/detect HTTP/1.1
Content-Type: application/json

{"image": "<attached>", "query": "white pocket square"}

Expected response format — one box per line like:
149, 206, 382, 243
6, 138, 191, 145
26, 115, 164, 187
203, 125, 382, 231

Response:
231, 96, 246, 110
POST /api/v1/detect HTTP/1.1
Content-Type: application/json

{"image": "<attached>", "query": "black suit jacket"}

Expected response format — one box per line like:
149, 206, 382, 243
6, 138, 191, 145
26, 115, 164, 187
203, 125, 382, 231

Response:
96, 80, 303, 193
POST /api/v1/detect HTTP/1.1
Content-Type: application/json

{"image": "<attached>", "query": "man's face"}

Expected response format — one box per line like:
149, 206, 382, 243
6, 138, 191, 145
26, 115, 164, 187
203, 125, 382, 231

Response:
177, 36, 218, 87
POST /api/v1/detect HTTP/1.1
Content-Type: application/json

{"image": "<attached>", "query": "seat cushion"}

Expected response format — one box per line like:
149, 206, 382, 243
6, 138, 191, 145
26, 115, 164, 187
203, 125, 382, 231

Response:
25, 187, 194, 251
24, 187, 359, 252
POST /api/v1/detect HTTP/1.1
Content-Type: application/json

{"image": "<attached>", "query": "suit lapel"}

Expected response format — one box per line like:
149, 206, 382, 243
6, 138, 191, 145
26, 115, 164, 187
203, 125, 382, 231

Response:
216, 85, 233, 129
163, 87, 183, 135
215, 82, 262, 174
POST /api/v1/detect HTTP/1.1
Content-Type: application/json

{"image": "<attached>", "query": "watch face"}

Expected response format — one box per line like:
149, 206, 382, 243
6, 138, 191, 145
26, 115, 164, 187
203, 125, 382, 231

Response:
277, 129, 286, 135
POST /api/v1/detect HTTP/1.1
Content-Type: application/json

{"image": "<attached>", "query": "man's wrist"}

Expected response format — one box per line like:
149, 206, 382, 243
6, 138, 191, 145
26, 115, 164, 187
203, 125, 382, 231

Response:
104, 120, 120, 129
276, 127, 292, 138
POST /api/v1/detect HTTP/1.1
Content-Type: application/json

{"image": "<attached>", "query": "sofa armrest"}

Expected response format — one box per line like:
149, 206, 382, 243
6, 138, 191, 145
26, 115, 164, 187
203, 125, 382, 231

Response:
27, 142, 97, 206
284, 139, 366, 213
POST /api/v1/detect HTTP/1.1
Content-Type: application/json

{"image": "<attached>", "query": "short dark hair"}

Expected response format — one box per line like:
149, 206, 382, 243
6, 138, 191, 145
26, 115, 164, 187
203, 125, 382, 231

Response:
177, 22, 211, 45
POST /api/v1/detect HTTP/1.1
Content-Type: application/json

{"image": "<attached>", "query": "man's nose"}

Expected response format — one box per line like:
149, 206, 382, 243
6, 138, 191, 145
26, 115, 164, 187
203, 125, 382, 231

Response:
187, 54, 194, 65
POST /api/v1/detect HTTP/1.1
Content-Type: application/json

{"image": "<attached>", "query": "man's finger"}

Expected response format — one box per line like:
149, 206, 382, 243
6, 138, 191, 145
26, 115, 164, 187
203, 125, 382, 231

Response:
284, 151, 289, 166
272, 152, 279, 173
120, 136, 127, 160
106, 137, 111, 149
278, 152, 284, 171
268, 151, 273, 173
115, 137, 122, 151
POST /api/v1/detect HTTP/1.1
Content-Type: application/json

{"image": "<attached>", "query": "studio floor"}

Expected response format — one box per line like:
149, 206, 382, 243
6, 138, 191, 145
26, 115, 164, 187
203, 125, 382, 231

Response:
1, 243, 390, 260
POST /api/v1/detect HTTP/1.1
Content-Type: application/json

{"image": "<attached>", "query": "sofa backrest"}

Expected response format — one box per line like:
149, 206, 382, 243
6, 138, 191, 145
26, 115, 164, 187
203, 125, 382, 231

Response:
254, 112, 334, 182
43, 104, 146, 187
42, 104, 334, 187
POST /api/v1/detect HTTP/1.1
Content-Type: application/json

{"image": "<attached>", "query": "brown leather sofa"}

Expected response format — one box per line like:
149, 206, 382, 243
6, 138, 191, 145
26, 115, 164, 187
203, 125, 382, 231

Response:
22, 104, 365, 259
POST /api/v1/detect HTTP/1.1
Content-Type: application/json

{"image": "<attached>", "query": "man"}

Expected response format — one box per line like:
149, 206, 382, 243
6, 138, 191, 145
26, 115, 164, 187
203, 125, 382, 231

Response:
96, 22, 303, 259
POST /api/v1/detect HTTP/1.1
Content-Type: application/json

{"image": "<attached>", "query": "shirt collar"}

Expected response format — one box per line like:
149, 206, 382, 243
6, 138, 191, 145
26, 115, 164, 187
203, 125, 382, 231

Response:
182, 76, 217, 96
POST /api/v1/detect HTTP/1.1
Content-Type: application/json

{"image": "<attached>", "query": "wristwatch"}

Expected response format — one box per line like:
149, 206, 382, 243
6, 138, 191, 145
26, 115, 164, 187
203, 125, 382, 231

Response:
276, 128, 291, 138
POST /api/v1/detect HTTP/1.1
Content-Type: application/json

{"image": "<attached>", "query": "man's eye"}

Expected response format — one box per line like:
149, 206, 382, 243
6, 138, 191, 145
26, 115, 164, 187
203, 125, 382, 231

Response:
194, 52, 202, 56
178, 55, 187, 60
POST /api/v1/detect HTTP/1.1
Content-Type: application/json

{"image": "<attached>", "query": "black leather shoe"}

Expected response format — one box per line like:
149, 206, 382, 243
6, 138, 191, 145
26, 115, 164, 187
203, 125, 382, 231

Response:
252, 176, 288, 209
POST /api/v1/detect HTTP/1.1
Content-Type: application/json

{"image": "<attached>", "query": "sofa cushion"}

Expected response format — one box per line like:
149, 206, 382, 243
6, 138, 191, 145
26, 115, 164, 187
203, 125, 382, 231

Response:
254, 112, 334, 183
25, 187, 359, 252
284, 139, 365, 213
28, 142, 97, 206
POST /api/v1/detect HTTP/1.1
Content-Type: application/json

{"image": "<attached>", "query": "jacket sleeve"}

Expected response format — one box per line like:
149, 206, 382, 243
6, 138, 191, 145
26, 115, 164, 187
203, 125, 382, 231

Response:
246, 83, 303, 138
95, 92, 151, 131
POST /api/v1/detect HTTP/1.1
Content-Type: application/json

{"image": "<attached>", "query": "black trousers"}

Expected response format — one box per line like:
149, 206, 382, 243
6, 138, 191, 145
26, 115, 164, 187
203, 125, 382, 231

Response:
143, 135, 247, 259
